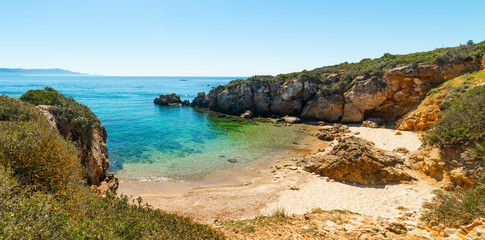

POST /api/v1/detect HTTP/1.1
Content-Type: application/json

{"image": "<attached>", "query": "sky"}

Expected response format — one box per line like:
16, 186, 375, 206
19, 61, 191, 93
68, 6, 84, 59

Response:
1, 0, 484, 76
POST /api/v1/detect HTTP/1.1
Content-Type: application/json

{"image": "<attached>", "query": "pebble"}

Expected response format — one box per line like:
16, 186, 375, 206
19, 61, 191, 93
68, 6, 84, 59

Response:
289, 166, 297, 170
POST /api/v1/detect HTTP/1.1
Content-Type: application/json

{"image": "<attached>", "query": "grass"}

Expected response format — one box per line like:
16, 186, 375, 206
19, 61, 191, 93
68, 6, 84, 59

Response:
422, 184, 485, 227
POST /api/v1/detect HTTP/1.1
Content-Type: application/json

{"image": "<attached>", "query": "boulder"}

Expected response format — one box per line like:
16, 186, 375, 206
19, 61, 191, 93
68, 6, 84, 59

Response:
240, 110, 253, 118
191, 92, 210, 108
362, 120, 379, 128
91, 173, 119, 196
181, 100, 190, 106
304, 136, 414, 185
154, 93, 182, 106
282, 116, 301, 124
316, 132, 335, 141
301, 95, 344, 122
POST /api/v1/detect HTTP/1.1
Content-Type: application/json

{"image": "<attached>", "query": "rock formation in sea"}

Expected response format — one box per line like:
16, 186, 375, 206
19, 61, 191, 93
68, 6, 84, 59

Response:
154, 93, 182, 106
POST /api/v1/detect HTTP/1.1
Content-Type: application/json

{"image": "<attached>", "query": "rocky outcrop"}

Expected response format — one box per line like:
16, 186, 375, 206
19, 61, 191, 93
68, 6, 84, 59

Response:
154, 93, 182, 106
37, 105, 115, 190
191, 92, 210, 108
301, 95, 344, 121
304, 136, 414, 185
192, 78, 319, 117
91, 173, 119, 196
396, 90, 446, 131
192, 58, 483, 123
342, 58, 483, 122
407, 146, 485, 189
397, 69, 485, 131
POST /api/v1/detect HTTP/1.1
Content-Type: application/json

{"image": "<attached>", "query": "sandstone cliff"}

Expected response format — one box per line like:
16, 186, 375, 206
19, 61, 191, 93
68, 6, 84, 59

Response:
397, 69, 485, 131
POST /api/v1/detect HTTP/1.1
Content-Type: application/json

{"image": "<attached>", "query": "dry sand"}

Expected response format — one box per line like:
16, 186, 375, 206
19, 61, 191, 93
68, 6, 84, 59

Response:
118, 123, 439, 223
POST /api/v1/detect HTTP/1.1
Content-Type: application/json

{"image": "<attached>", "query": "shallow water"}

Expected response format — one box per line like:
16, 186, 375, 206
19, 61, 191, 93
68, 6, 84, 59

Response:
1, 76, 304, 181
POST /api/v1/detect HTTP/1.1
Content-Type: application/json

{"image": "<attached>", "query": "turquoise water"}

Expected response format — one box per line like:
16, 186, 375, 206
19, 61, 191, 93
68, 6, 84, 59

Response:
1, 76, 304, 181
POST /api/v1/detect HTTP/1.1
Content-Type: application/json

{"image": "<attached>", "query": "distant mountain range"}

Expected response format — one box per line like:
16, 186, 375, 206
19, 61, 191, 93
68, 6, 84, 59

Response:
0, 68, 90, 76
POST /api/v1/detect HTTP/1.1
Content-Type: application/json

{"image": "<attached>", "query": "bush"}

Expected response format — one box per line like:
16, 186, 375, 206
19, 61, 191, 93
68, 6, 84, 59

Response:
19, 87, 64, 106
422, 184, 485, 227
0, 121, 83, 193
0, 93, 225, 239
0, 167, 224, 239
426, 86, 485, 159
0, 94, 48, 125
20, 87, 98, 145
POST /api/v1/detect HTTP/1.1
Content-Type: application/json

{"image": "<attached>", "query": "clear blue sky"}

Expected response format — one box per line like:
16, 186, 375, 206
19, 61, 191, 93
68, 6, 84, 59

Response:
1, 0, 484, 76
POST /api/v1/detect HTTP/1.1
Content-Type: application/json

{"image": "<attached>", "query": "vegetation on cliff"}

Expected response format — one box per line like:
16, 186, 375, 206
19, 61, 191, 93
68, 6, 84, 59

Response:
224, 41, 485, 96
426, 85, 485, 160
20, 87, 98, 144
0, 94, 223, 239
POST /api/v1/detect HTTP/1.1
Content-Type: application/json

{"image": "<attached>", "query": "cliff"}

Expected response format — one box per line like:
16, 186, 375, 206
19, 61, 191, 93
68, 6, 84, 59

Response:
397, 70, 485, 131
20, 87, 117, 194
192, 42, 485, 124
37, 105, 110, 186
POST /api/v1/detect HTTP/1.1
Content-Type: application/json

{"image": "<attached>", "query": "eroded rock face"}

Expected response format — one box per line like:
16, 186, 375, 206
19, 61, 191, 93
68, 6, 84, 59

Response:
301, 95, 344, 121
37, 105, 114, 189
154, 93, 182, 106
409, 146, 485, 189
192, 58, 483, 123
91, 173, 119, 196
304, 136, 414, 185
191, 92, 210, 108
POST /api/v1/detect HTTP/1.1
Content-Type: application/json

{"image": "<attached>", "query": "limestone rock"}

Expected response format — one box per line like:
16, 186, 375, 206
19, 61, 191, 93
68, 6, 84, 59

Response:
240, 110, 253, 118
301, 95, 344, 122
154, 93, 182, 106
411, 146, 485, 188
316, 132, 335, 141
362, 120, 379, 128
304, 136, 414, 185
283, 116, 301, 124
386, 222, 408, 234
91, 173, 119, 196
37, 105, 114, 189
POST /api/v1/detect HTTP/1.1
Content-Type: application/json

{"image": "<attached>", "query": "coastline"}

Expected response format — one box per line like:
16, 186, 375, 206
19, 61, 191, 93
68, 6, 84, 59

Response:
119, 123, 439, 223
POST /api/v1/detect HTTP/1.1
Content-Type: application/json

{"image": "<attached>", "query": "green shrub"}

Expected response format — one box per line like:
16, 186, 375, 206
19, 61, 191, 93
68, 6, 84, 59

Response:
19, 87, 64, 106
0, 121, 83, 193
0, 167, 224, 239
426, 86, 485, 159
20, 87, 98, 145
0, 94, 48, 125
422, 184, 485, 227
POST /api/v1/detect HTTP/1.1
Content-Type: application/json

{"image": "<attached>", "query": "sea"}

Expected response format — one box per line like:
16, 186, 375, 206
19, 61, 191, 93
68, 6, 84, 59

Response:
0, 76, 304, 182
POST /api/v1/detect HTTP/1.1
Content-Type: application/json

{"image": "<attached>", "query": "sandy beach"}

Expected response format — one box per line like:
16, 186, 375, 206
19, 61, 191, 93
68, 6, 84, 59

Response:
119, 123, 439, 223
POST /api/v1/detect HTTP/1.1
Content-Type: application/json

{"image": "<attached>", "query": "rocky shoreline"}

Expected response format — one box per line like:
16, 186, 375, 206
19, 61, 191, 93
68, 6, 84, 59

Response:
189, 58, 483, 125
